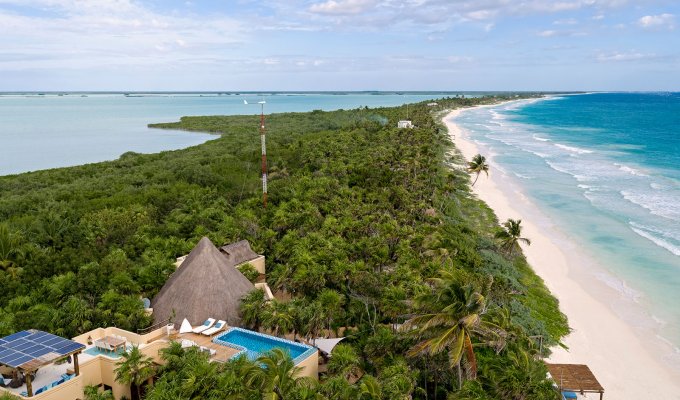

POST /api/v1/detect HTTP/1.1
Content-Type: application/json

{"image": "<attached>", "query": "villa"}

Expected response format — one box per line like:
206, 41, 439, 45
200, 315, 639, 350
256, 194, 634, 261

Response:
397, 120, 414, 129
0, 238, 317, 400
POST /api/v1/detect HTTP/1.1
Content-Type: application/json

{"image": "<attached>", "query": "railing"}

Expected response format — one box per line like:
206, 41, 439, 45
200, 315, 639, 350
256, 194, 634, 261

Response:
137, 320, 172, 335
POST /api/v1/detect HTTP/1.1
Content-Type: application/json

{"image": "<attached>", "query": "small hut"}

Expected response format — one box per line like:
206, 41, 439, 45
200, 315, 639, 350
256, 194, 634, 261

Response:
152, 237, 255, 327
219, 240, 263, 273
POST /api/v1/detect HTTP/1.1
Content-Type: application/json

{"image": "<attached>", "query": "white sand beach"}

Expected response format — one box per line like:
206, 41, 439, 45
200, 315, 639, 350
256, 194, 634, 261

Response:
444, 105, 680, 400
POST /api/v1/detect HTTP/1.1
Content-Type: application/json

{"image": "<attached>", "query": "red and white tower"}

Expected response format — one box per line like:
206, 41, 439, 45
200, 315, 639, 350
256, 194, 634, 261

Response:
244, 98, 268, 208
258, 100, 268, 208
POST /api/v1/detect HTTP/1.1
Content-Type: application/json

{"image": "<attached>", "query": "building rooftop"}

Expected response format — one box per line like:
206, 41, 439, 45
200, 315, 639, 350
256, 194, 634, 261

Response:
0, 330, 84, 371
151, 237, 255, 327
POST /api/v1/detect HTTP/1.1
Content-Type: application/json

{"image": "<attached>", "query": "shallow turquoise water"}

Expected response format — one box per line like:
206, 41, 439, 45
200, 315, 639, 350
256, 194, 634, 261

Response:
0, 92, 458, 175
455, 93, 680, 351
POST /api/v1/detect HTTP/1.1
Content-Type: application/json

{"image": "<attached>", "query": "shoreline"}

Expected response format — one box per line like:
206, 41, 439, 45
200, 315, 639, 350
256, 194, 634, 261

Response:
444, 103, 680, 399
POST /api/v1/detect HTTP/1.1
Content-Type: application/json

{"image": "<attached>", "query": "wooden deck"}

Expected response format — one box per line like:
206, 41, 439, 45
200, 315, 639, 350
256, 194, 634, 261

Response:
178, 332, 240, 363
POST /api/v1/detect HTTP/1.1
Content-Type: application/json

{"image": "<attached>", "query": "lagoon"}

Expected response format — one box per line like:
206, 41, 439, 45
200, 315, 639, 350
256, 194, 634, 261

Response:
0, 92, 462, 176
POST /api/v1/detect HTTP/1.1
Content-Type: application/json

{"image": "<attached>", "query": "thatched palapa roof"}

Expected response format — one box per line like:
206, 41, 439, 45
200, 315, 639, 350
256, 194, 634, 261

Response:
219, 240, 260, 266
546, 363, 604, 395
152, 237, 255, 327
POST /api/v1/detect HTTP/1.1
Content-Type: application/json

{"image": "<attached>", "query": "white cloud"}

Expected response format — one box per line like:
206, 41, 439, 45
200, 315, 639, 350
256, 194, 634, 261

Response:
596, 51, 654, 62
537, 29, 587, 37
304, 0, 629, 30
554, 18, 578, 25
309, 0, 377, 15
638, 13, 675, 30
0, 1, 246, 72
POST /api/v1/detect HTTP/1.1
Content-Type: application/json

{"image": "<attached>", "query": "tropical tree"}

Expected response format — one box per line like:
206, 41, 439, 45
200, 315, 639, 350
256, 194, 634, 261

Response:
262, 300, 295, 337
495, 219, 531, 257
240, 289, 267, 331
484, 345, 557, 400
403, 271, 503, 386
0, 223, 19, 271
83, 384, 114, 400
358, 375, 382, 400
114, 346, 155, 400
466, 154, 489, 186
378, 359, 416, 400
251, 348, 306, 400
317, 289, 344, 335
327, 344, 362, 381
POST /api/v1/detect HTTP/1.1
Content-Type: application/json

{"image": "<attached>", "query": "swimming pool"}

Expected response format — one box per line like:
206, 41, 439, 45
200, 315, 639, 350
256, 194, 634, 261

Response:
84, 346, 123, 358
213, 328, 315, 364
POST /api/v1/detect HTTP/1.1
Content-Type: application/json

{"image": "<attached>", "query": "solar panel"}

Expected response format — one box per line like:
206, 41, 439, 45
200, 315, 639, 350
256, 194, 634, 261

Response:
3, 331, 30, 341
0, 330, 85, 369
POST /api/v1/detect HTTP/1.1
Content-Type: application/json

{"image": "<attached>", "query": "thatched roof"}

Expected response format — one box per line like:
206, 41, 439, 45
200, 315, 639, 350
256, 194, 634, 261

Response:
152, 237, 255, 327
219, 240, 260, 266
546, 363, 604, 394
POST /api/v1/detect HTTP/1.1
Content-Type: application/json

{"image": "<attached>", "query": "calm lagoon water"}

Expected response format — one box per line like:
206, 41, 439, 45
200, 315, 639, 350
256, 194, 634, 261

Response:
0, 92, 459, 175
455, 93, 680, 354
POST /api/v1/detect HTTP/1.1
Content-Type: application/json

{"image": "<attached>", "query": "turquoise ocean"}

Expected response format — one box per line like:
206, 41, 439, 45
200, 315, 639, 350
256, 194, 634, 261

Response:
0, 92, 461, 176
455, 93, 680, 359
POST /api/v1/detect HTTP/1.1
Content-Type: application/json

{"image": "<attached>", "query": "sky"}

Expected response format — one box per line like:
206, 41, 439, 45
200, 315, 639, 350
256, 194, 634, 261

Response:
0, 0, 678, 91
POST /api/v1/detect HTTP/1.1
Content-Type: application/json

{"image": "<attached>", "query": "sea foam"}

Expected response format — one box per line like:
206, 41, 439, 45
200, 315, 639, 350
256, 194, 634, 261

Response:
554, 143, 593, 154
629, 223, 680, 257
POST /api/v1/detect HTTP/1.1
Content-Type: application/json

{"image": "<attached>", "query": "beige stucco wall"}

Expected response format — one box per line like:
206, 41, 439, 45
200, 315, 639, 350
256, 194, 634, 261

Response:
254, 282, 274, 300
73, 326, 167, 347
18, 375, 84, 400
297, 350, 319, 379
238, 255, 265, 275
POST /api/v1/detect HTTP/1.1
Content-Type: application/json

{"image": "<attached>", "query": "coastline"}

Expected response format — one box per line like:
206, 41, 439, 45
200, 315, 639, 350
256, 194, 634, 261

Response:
444, 104, 680, 399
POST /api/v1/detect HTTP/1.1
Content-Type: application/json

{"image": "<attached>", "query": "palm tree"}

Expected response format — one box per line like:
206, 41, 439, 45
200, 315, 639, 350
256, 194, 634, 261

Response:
317, 289, 344, 336
495, 219, 531, 257
115, 346, 155, 400
0, 224, 20, 275
358, 375, 382, 400
262, 300, 294, 338
466, 154, 489, 186
83, 385, 114, 400
252, 348, 305, 400
240, 289, 267, 331
403, 271, 502, 385
327, 344, 362, 382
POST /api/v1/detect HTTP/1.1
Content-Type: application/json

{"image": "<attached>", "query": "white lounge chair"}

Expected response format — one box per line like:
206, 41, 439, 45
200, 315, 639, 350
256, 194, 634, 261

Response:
201, 320, 226, 336
199, 346, 217, 356
180, 339, 197, 348
192, 318, 216, 334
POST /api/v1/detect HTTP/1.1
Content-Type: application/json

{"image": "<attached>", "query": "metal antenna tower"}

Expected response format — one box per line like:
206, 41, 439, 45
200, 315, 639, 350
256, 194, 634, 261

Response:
244, 98, 268, 208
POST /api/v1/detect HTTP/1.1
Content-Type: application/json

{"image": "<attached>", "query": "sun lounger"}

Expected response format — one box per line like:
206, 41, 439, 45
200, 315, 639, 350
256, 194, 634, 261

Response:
180, 339, 198, 348
201, 320, 226, 336
199, 346, 217, 356
562, 391, 577, 400
192, 318, 216, 334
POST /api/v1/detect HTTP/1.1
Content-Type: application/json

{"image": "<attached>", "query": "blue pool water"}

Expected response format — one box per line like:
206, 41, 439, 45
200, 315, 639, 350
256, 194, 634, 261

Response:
453, 92, 680, 362
83, 346, 123, 358
214, 328, 312, 362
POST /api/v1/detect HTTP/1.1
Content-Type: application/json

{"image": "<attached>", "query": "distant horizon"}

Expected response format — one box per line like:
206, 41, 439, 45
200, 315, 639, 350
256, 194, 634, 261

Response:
1, 1, 678, 91
6, 90, 679, 94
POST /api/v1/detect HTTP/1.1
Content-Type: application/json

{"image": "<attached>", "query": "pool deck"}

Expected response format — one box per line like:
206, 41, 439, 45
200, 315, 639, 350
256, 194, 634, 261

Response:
177, 332, 240, 363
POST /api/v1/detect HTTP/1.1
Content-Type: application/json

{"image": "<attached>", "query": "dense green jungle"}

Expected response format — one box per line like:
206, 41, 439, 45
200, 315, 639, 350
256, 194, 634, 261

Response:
0, 95, 568, 399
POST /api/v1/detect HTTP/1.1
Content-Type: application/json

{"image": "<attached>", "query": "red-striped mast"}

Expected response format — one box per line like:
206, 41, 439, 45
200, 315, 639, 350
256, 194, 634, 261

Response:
259, 100, 268, 208
244, 98, 268, 208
